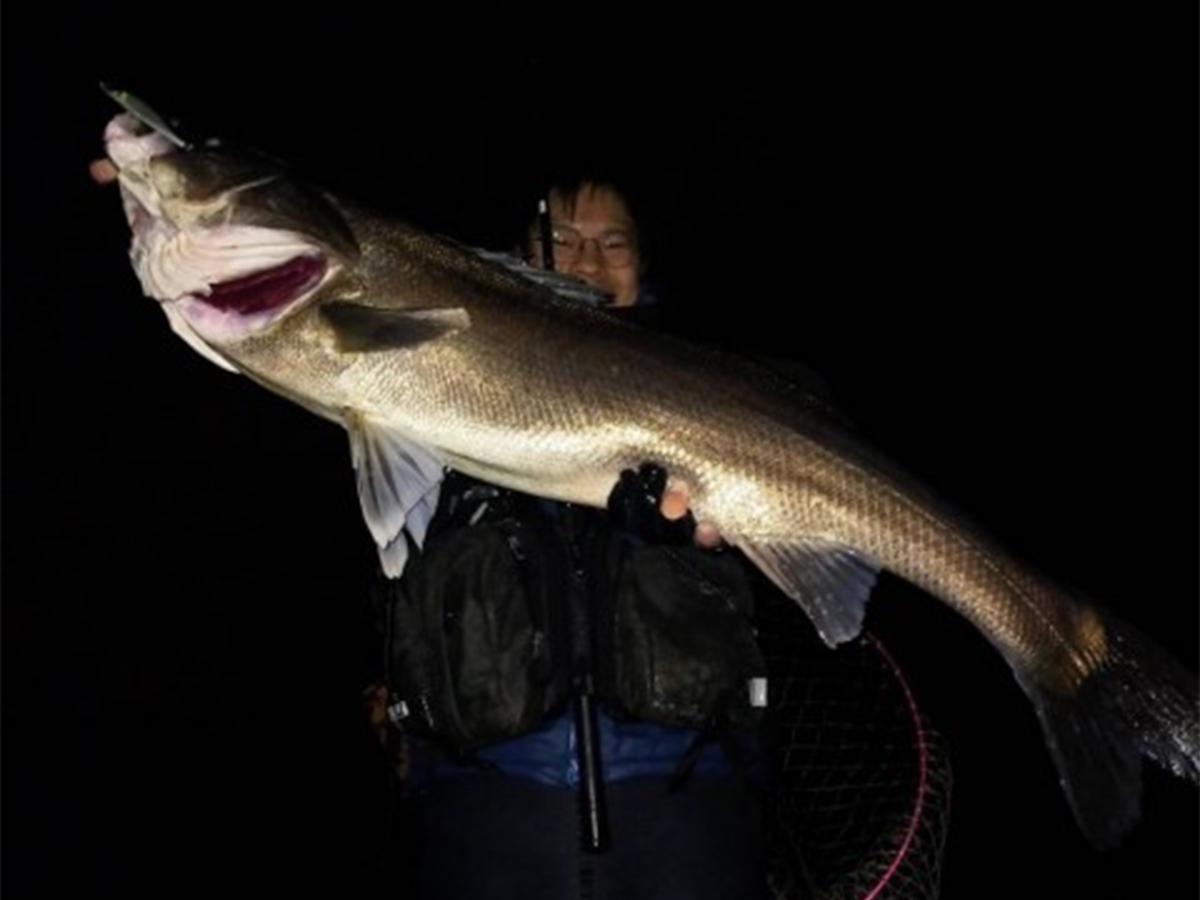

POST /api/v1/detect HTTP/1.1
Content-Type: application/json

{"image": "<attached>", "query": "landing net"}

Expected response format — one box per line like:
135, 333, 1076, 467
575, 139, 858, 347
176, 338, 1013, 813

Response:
754, 592, 952, 900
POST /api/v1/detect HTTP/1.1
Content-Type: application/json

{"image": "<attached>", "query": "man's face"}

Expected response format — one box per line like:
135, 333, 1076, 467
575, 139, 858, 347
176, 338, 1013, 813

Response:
532, 184, 641, 308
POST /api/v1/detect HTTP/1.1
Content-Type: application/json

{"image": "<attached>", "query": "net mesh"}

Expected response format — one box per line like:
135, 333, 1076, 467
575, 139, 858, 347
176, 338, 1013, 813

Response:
754, 591, 952, 900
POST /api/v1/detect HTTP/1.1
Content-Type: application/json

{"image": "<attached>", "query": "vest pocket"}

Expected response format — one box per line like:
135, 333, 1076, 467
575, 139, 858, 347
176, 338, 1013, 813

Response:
599, 544, 768, 730
388, 520, 569, 750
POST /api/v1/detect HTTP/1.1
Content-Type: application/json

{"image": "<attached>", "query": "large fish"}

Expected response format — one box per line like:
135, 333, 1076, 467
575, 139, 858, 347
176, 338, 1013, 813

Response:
100, 108, 1197, 848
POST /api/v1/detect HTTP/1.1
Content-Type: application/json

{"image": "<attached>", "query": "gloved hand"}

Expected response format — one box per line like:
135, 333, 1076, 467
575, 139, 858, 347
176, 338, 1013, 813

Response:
607, 463, 723, 549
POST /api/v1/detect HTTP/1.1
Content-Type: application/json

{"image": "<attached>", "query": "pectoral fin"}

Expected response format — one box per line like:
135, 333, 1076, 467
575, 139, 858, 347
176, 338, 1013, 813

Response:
736, 537, 880, 647
345, 413, 445, 578
322, 302, 471, 352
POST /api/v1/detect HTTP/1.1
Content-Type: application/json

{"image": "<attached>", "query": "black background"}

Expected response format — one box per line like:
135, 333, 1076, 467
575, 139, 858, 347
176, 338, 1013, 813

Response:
4, 12, 1197, 899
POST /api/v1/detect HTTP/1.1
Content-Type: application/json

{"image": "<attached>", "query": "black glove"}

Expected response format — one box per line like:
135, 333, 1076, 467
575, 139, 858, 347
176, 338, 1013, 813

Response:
606, 463, 698, 547
427, 470, 519, 537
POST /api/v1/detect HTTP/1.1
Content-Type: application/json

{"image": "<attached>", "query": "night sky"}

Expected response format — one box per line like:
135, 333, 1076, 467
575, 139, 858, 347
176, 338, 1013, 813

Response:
5, 13, 1196, 899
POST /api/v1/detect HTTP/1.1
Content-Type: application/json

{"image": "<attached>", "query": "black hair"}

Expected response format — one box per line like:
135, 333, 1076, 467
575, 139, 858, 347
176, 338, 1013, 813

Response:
509, 151, 657, 277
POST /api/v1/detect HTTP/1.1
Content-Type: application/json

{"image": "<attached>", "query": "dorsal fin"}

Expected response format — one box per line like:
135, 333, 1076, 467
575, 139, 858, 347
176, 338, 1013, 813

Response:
465, 246, 614, 308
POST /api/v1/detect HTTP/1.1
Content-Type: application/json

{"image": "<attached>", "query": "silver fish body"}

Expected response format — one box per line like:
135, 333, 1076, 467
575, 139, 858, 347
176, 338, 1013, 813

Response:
104, 111, 1198, 848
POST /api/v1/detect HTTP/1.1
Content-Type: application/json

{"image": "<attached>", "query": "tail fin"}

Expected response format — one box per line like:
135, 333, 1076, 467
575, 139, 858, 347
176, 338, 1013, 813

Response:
1017, 611, 1199, 849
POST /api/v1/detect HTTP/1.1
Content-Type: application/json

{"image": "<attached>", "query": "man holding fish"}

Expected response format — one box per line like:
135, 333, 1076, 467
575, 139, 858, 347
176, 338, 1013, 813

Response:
91, 91, 1199, 897
91, 151, 774, 898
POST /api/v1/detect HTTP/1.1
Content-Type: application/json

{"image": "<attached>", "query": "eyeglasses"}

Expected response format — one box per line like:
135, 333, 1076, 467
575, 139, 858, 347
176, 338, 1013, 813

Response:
548, 225, 637, 269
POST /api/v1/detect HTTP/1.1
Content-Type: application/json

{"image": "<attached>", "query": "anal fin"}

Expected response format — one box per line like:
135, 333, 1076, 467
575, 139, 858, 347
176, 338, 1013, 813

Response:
736, 536, 880, 647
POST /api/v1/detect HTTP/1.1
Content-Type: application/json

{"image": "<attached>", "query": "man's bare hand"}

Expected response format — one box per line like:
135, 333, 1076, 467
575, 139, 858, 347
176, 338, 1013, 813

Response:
608, 463, 723, 548
661, 479, 723, 549
89, 159, 118, 184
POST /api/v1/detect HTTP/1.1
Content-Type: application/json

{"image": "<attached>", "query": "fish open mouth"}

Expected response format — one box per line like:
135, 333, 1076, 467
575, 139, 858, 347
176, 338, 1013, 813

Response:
106, 111, 347, 344
205, 254, 327, 316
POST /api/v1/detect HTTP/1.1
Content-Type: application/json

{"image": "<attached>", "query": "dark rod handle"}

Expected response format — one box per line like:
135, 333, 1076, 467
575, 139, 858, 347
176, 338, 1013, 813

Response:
538, 197, 557, 273
574, 692, 610, 852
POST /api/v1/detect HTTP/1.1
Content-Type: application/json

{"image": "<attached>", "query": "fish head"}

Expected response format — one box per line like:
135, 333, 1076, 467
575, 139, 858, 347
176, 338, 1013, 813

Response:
105, 113, 360, 350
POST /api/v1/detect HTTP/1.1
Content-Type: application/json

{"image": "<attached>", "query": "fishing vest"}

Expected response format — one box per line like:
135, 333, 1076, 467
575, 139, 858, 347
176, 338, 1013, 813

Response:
378, 471, 767, 751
